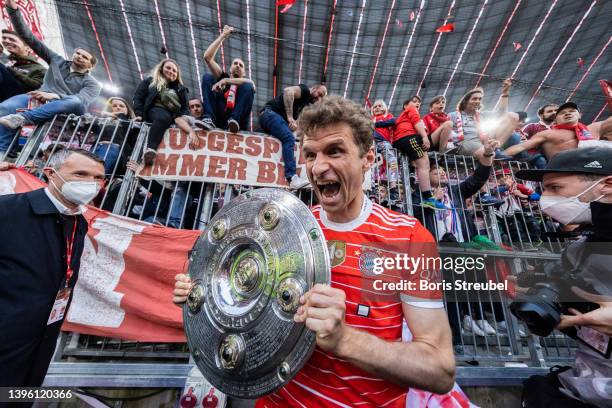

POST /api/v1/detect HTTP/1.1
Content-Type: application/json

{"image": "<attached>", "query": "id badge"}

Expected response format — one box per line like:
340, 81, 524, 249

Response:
47, 288, 72, 325
577, 326, 612, 358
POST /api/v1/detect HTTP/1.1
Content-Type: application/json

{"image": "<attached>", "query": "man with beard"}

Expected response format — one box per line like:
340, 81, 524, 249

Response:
174, 96, 467, 407
523, 103, 558, 139
506, 104, 558, 168
504, 102, 609, 159
0, 29, 46, 101
201, 25, 255, 133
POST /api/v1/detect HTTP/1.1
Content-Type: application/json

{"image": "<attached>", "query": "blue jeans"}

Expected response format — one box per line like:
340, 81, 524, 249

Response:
201, 73, 254, 130
93, 142, 121, 176
259, 109, 296, 179
144, 182, 191, 229
0, 64, 27, 102
0, 94, 85, 152
373, 130, 387, 143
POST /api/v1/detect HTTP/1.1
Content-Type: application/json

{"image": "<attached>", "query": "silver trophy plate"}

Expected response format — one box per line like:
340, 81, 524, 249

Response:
184, 188, 330, 398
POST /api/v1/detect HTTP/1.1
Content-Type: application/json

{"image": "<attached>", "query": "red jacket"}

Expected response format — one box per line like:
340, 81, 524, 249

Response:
393, 106, 420, 142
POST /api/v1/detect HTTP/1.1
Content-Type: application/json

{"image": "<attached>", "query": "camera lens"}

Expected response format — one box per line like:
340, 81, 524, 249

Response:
510, 284, 563, 337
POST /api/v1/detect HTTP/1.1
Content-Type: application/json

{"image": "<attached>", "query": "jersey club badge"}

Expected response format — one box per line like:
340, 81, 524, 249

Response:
327, 240, 346, 267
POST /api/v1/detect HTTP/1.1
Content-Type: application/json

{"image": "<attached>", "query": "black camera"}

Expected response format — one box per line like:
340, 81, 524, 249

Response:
510, 262, 599, 337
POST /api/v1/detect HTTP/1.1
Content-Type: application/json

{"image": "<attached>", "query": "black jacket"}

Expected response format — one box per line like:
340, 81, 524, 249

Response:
545, 202, 611, 407
132, 76, 189, 119
413, 164, 492, 241
0, 188, 88, 387
5, 54, 46, 91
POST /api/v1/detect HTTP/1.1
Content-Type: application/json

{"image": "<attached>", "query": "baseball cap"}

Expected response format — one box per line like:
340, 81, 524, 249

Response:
515, 147, 612, 181
556, 101, 579, 113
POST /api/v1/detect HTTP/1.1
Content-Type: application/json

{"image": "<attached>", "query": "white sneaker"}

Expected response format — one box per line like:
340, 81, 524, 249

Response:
0, 114, 26, 129
289, 175, 310, 189
193, 119, 214, 131
497, 321, 527, 337
463, 315, 486, 336
477, 319, 497, 335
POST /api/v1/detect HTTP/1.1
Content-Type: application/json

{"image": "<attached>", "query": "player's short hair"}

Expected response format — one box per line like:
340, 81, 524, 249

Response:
297, 95, 373, 157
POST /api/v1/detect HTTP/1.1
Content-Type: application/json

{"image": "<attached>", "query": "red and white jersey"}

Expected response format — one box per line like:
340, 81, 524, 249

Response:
257, 197, 467, 408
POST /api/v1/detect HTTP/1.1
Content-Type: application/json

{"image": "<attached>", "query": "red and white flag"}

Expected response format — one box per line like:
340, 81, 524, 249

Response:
3, 169, 197, 342
435, 23, 455, 33
0, 0, 44, 40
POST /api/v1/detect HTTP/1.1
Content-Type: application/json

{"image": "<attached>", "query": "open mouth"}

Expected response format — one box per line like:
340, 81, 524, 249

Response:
316, 181, 341, 200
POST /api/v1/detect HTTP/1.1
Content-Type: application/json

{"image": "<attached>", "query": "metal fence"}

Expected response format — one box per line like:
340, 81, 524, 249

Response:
2, 115, 578, 384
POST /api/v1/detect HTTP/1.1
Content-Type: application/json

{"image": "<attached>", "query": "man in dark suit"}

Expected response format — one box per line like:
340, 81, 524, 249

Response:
0, 148, 104, 387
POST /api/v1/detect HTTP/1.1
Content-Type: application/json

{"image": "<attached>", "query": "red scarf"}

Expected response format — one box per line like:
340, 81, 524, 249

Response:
423, 112, 449, 134
552, 123, 593, 141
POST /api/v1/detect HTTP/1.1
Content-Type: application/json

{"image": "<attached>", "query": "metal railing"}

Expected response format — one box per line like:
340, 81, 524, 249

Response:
2, 116, 578, 386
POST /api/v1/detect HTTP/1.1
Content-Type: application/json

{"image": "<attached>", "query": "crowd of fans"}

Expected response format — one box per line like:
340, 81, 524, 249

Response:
1, 1, 611, 356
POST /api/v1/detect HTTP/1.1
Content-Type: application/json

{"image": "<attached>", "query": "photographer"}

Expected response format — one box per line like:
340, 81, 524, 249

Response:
514, 147, 612, 407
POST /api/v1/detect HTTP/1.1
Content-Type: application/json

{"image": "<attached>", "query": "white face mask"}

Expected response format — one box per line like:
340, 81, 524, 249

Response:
540, 179, 604, 225
52, 172, 101, 205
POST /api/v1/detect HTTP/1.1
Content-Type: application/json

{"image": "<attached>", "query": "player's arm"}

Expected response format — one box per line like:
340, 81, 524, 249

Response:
503, 130, 547, 156
295, 284, 455, 394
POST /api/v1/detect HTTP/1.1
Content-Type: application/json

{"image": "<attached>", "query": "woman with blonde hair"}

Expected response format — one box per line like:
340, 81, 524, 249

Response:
133, 58, 195, 166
